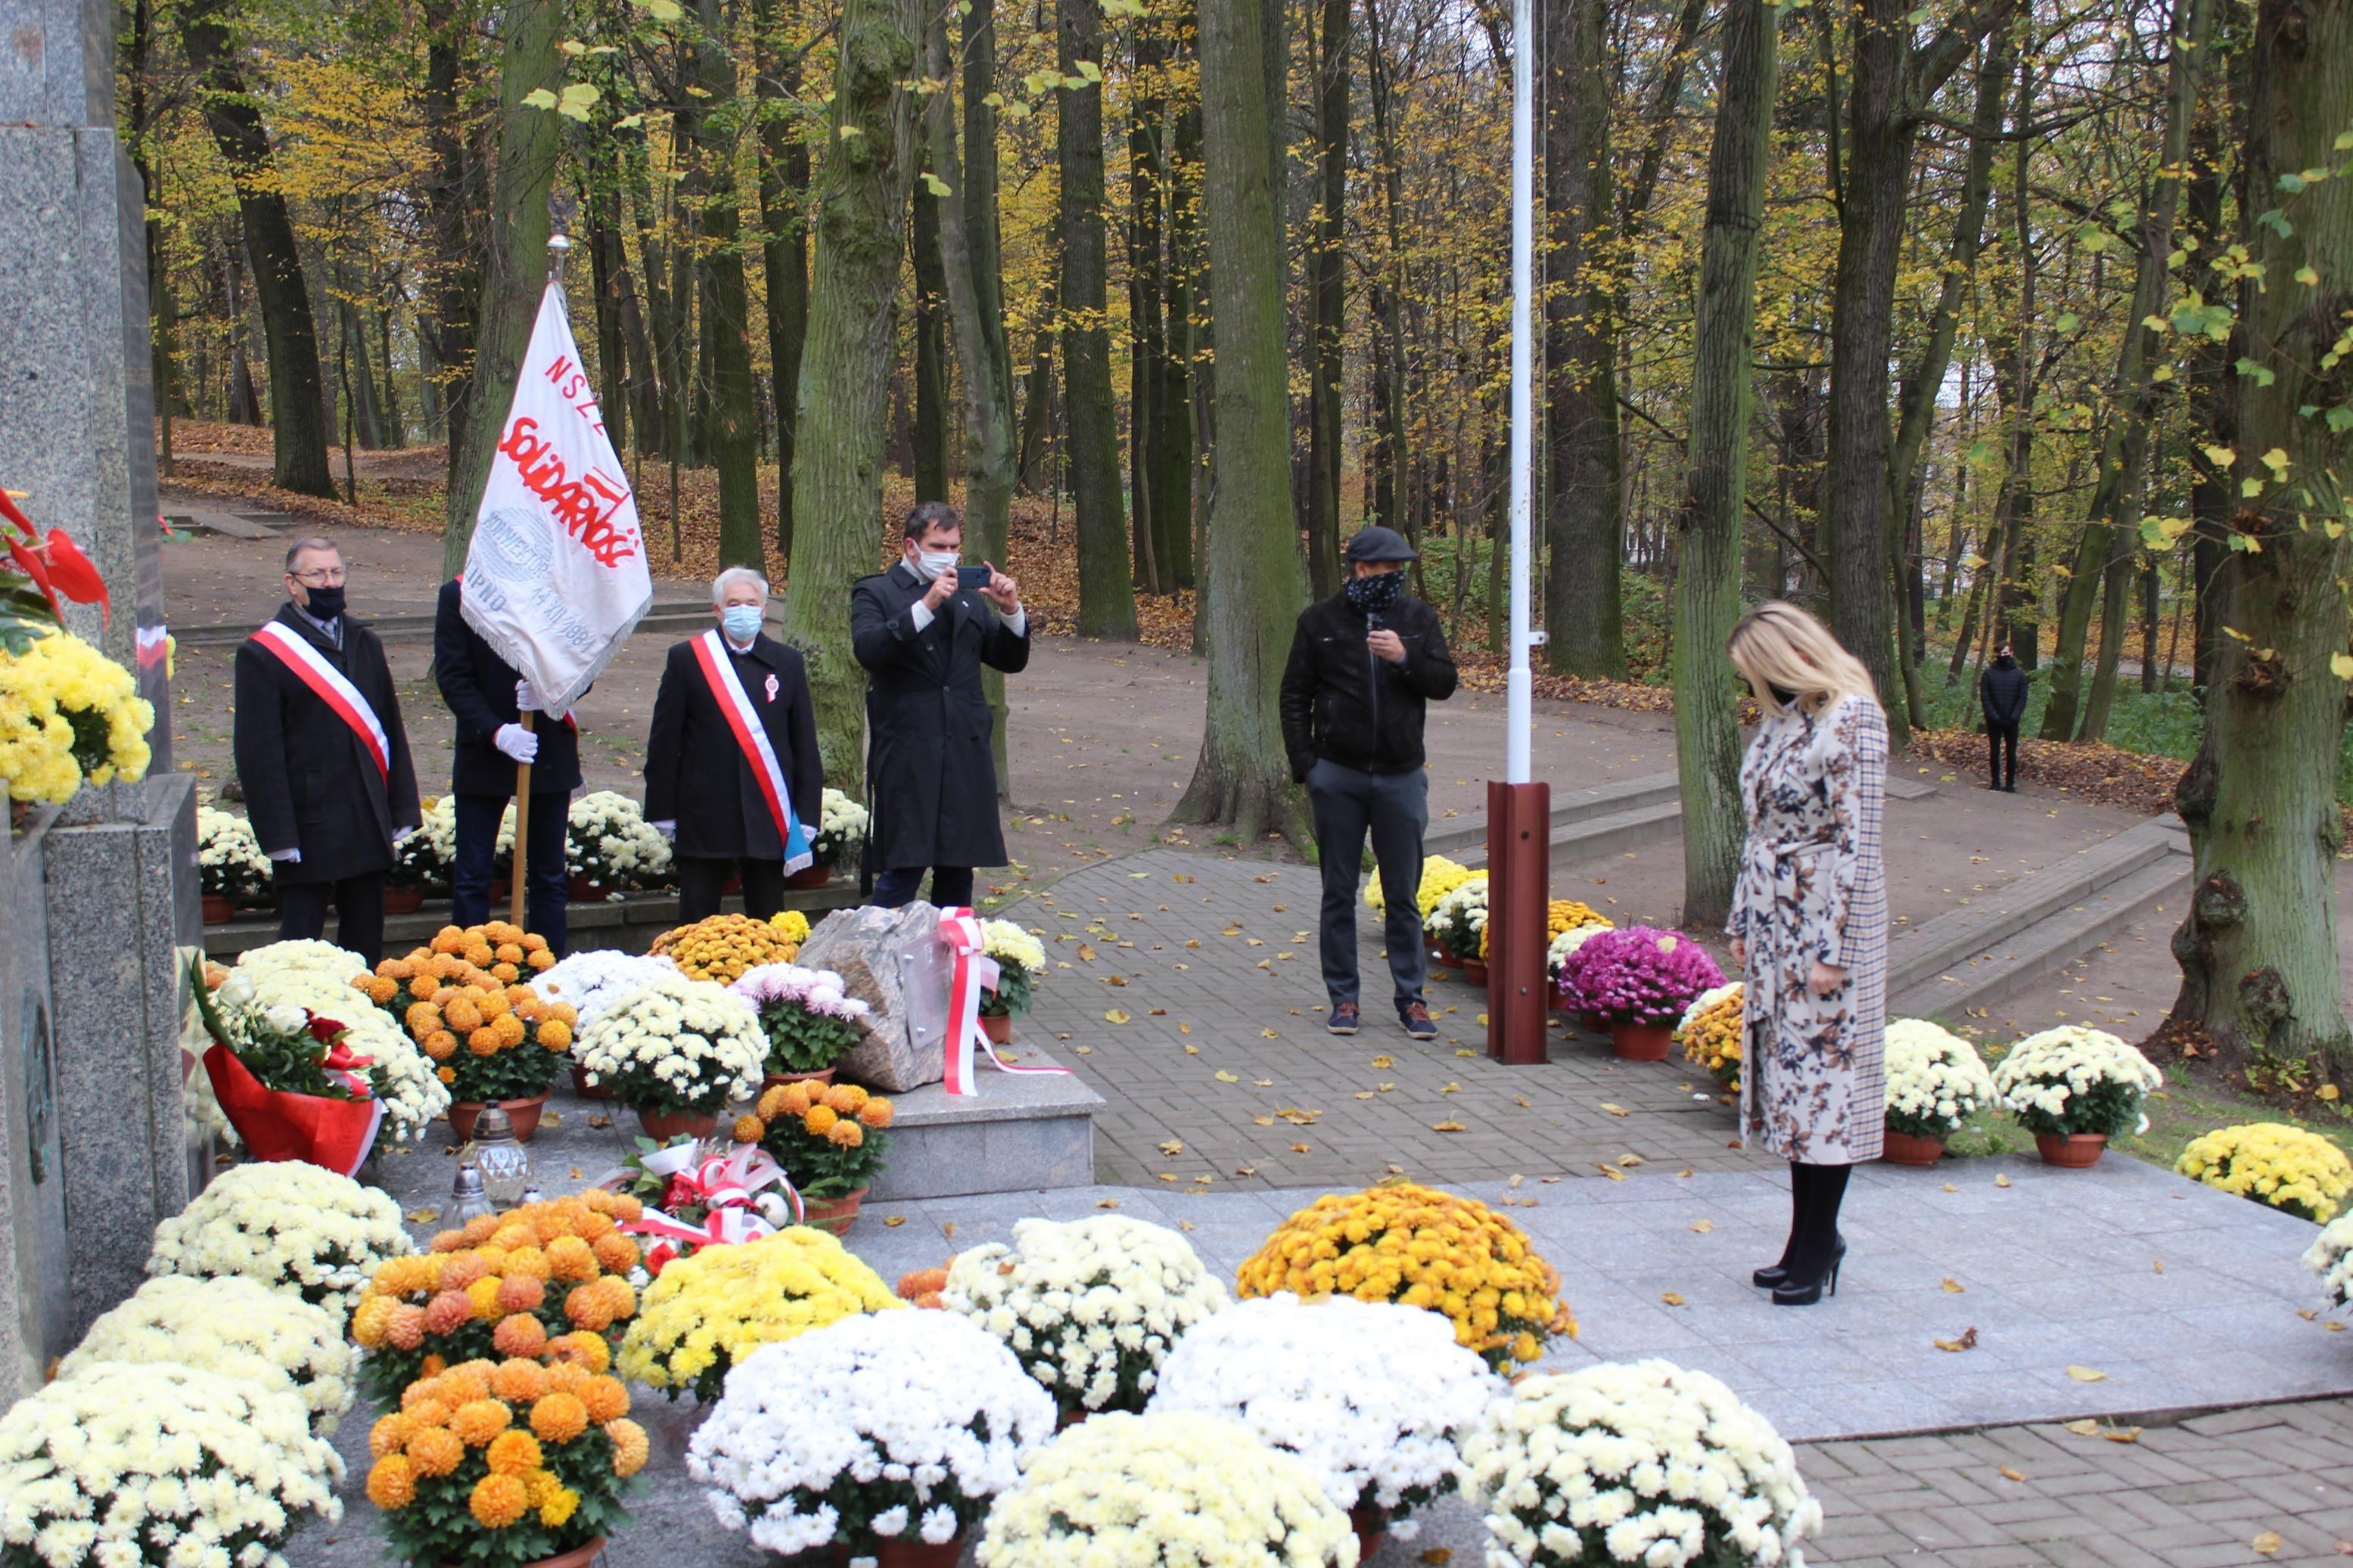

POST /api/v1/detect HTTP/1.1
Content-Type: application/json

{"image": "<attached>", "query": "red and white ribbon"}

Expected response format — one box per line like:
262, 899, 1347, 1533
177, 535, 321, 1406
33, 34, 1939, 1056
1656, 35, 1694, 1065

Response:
940, 907, 1071, 1098
612, 1137, 802, 1264
250, 621, 390, 781
690, 630, 813, 873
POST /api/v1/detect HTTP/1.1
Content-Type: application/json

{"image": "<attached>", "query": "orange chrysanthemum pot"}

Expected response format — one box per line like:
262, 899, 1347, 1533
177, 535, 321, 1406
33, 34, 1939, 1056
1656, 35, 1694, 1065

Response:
440, 1536, 605, 1568
1611, 1021, 1674, 1061
448, 1093, 550, 1143
636, 1107, 718, 1141
1880, 1129, 1947, 1167
570, 1064, 614, 1100
979, 1013, 1014, 1045
2035, 1132, 2108, 1169
799, 1187, 869, 1237
873, 1539, 962, 1568
1351, 1504, 1388, 1563
763, 1067, 838, 1091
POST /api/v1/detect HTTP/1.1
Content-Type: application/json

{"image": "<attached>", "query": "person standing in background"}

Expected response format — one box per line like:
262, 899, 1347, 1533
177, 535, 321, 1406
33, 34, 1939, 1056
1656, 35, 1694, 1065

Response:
850, 501, 1030, 909
1279, 525, 1458, 1042
644, 567, 823, 923
434, 576, 580, 955
1979, 642, 2028, 793
1725, 601, 1889, 1308
232, 537, 420, 966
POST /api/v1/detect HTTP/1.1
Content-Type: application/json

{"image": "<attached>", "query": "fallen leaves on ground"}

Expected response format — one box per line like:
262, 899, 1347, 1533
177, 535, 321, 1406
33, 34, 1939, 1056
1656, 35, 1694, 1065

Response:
884, 1216, 906, 1227
1691, 1219, 1713, 1234
1934, 1327, 1980, 1352
1158, 1138, 1183, 1157
1994, 1173, 2013, 1188
1942, 1278, 1966, 1293
1660, 1292, 1685, 1306
2254, 1531, 2283, 1556
405, 1209, 440, 1225
1105, 1009, 1131, 1025
1600, 1103, 1630, 1117
1214, 1070, 1239, 1083
2065, 1365, 2106, 1382
1998, 1466, 2026, 1483
1432, 1120, 1466, 1133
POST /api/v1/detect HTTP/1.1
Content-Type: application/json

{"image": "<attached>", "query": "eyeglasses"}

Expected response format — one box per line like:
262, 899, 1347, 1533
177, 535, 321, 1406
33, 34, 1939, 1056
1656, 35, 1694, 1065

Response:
290, 567, 346, 586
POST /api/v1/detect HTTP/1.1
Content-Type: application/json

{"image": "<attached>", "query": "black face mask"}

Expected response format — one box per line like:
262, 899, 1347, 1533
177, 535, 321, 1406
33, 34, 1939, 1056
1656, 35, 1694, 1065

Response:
302, 584, 347, 621
1344, 571, 1405, 617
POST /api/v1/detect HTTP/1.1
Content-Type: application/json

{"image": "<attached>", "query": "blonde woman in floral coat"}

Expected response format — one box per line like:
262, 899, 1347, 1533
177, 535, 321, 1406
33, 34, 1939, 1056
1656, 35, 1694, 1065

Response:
1725, 602, 1888, 1306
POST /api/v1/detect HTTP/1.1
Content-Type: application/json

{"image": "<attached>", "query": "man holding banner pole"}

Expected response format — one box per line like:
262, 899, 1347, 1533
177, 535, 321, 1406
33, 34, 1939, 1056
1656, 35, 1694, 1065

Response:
454, 228, 654, 932
642, 568, 824, 923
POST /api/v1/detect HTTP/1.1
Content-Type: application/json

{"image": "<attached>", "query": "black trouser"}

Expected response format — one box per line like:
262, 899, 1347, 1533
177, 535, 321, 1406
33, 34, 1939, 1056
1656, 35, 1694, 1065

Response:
1307, 757, 1428, 1009
1987, 722, 2019, 789
676, 856, 785, 923
275, 868, 387, 967
451, 791, 570, 955
873, 866, 976, 909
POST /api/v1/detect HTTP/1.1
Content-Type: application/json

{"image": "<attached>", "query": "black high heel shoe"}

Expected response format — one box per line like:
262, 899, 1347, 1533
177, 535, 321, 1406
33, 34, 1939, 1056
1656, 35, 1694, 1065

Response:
1752, 1259, 1793, 1290
1770, 1241, 1845, 1307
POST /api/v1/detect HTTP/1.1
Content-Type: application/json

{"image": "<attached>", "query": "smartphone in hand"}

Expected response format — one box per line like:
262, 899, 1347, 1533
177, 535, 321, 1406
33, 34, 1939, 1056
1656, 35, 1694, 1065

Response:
957, 564, 992, 591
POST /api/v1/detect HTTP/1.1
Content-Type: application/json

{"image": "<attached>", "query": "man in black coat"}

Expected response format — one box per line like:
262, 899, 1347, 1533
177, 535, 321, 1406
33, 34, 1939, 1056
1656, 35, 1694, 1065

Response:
232, 536, 421, 964
433, 577, 583, 953
1280, 526, 1459, 1041
1980, 641, 2029, 792
644, 567, 824, 922
850, 501, 1030, 909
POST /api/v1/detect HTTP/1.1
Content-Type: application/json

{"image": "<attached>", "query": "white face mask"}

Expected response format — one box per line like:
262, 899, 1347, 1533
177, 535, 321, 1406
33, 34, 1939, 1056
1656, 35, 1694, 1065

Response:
913, 548, 959, 581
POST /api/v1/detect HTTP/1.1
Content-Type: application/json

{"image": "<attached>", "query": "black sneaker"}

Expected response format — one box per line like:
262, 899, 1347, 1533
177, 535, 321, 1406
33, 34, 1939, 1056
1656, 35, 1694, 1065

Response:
1328, 1002, 1360, 1036
1400, 1001, 1438, 1039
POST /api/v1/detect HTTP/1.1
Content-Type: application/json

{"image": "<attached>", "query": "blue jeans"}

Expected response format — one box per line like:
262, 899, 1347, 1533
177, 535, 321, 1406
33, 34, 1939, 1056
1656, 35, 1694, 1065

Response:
450, 792, 569, 955
1307, 758, 1428, 1008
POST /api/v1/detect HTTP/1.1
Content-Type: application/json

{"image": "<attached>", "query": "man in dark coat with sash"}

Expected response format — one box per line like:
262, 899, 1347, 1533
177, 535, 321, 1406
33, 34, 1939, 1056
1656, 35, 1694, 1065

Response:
644, 567, 824, 922
850, 501, 1030, 909
232, 536, 421, 964
434, 576, 583, 953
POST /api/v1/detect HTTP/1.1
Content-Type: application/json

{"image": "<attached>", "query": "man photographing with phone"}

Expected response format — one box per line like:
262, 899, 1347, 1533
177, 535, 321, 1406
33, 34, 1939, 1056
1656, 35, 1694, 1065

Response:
851, 501, 1030, 908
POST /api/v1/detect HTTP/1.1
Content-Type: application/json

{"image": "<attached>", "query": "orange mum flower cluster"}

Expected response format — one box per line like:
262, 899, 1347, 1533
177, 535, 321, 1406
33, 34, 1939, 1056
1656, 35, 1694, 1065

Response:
649, 912, 802, 984
738, 1079, 896, 1209
365, 1355, 647, 1551
353, 924, 575, 1101
895, 1264, 951, 1309
350, 1191, 643, 1403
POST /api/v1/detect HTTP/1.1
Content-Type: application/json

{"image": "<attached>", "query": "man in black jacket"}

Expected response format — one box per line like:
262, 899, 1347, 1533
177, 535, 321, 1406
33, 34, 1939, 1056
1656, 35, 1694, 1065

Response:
232, 536, 421, 964
434, 577, 582, 953
1980, 642, 2028, 792
850, 501, 1030, 909
645, 567, 825, 922
1280, 526, 1459, 1039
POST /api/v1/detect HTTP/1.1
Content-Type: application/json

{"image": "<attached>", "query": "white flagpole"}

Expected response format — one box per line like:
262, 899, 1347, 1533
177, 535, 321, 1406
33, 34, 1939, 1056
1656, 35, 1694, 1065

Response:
1506, 0, 1534, 786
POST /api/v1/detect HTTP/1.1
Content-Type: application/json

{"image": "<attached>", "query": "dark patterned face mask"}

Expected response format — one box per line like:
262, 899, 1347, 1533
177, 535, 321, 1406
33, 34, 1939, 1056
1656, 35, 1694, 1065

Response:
1344, 571, 1405, 617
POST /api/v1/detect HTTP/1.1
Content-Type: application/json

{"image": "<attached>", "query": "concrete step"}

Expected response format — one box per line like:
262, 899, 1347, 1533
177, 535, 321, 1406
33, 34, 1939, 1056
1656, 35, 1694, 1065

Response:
1887, 817, 2190, 1016
163, 507, 282, 540
1890, 854, 2190, 1021
1428, 770, 1681, 862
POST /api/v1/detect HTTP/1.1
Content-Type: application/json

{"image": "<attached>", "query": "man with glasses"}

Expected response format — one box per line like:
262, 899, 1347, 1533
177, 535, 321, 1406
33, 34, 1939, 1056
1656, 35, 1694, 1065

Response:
232, 536, 421, 963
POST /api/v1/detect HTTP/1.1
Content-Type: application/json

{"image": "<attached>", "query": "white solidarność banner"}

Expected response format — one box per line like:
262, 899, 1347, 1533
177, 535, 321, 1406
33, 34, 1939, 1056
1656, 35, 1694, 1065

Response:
460, 282, 654, 712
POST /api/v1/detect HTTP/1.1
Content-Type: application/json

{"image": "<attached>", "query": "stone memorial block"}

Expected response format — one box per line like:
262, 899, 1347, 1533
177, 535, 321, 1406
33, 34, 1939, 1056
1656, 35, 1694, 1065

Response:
0, 810, 71, 1405
793, 902, 953, 1091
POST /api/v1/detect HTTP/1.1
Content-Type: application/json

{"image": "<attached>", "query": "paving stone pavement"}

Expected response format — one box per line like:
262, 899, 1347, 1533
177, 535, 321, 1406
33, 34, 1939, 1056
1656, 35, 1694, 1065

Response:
1008, 846, 1755, 1189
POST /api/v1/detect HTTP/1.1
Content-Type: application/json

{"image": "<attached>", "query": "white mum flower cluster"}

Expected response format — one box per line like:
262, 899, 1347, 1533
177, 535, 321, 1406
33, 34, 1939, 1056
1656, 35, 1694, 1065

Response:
58, 1275, 355, 1434
1989, 1026, 2163, 1135
418, 793, 511, 864
145, 1160, 414, 1324
819, 786, 869, 843
1466, 1360, 1820, 1568
531, 949, 684, 1031
567, 789, 673, 888
978, 919, 1046, 978
689, 1311, 1057, 1557
1547, 924, 1607, 981
977, 1409, 1356, 1567
1432, 874, 1491, 939
195, 806, 271, 901
945, 1216, 1229, 1414
1150, 1293, 1502, 1533
573, 970, 765, 1111
1882, 1020, 1997, 1137
216, 942, 448, 1141
2303, 1216, 2353, 1306
0, 1361, 343, 1568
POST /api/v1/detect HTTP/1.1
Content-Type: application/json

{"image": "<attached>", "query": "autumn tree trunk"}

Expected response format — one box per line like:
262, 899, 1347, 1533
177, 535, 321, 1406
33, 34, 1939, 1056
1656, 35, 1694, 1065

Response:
779, 0, 923, 785
910, 171, 952, 504
687, 0, 766, 570
443, 0, 564, 570
756, 0, 813, 556
925, 0, 1020, 784
1304, 0, 1350, 598
1059, 0, 1140, 637
1541, 0, 1624, 677
2170, 0, 2353, 1066
2042, 0, 2211, 740
1672, 0, 1776, 927
1173, 0, 1310, 842
179, 0, 335, 498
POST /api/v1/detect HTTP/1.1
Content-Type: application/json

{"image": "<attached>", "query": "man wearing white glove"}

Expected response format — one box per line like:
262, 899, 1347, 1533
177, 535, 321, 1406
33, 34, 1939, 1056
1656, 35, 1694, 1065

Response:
434, 576, 583, 952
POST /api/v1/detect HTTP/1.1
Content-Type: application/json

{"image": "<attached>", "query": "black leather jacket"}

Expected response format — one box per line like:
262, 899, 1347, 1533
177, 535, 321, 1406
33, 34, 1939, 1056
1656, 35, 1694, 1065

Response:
1279, 590, 1459, 781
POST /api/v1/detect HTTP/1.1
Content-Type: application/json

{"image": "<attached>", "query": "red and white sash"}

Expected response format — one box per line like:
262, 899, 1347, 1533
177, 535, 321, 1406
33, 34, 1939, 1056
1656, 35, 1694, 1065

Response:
250, 621, 390, 781
940, 908, 1072, 1097
690, 630, 813, 872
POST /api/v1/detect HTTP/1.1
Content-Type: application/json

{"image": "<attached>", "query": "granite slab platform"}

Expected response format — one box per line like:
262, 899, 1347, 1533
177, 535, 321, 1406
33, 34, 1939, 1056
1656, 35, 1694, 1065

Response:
868, 1041, 1102, 1200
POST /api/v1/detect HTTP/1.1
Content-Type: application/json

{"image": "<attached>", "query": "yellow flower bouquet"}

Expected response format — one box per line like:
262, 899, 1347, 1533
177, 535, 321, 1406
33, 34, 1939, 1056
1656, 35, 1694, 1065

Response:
1365, 853, 1475, 916
1546, 900, 1611, 937
349, 1192, 645, 1404
618, 1227, 901, 1401
1236, 1181, 1574, 1373
0, 626, 152, 804
1676, 983, 1743, 1091
2177, 1122, 2353, 1223
653, 912, 803, 983
366, 1355, 645, 1568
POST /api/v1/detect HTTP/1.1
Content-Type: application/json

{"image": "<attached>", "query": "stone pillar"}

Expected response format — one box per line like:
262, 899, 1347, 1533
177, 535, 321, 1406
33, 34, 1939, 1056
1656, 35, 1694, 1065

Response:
0, 0, 197, 1342
0, 811, 70, 1404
